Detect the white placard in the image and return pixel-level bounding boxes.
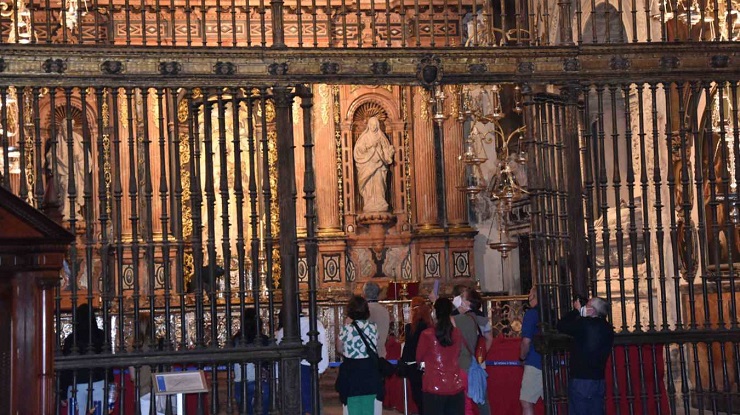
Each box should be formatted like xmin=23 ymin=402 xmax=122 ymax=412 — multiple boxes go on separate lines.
xmin=153 ymin=371 xmax=208 ymax=395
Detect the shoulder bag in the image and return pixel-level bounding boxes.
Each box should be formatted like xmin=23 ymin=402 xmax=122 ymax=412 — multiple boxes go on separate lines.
xmin=352 ymin=321 xmax=396 ymax=377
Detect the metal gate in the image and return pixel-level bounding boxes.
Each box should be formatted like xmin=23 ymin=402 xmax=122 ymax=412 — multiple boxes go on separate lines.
xmin=529 ymin=81 xmax=740 ymax=414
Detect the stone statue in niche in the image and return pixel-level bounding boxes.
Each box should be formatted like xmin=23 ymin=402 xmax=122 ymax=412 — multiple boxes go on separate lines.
xmin=46 ymin=121 xmax=91 ymax=222
xmin=354 ymin=116 xmax=394 ymax=213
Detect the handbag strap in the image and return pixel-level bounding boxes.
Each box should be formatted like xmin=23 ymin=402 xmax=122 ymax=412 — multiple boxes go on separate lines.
xmin=463 ymin=314 xmax=485 ymax=358
xmin=351 ymin=321 xmax=379 ymax=358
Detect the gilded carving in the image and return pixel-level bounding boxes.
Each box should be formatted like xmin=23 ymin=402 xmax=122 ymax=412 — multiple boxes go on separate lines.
xmin=420 ymin=88 xmax=429 ymax=121
xmin=177 ymin=99 xmax=189 ymax=123
xmin=332 ymin=85 xmax=344 ymax=225
xmin=267 ymin=129 xmax=281 ymax=288
xmin=265 ymin=100 xmax=275 ymax=123
xmin=23 ymin=88 xmax=34 ymax=192
xmin=318 ymin=84 xmax=330 ymax=126
xmin=401 ymin=87 xmax=411 ymax=223
xmin=102 ymin=89 xmax=112 ymax=216
xmin=151 ymin=89 xmax=159 ymax=128
xmin=179 ymin=129 xmax=194 ymax=284
xmin=119 ymin=87 xmax=129 ymax=130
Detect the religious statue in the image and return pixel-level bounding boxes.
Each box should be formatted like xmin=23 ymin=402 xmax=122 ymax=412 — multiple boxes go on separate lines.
xmin=46 ymin=121 xmax=91 ymax=222
xmin=353 ymin=116 xmax=394 ymax=213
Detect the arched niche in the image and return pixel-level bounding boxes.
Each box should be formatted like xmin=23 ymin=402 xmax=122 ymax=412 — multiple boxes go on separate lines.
xmin=351 ymin=101 xmax=393 ymax=213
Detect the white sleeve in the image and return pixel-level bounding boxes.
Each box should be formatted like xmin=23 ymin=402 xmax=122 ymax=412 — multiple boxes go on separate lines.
xmin=317 ymin=322 xmax=329 ymax=374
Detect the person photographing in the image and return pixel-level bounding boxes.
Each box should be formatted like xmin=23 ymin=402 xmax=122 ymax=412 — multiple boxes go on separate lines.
xmin=556 ymin=296 xmax=615 ymax=415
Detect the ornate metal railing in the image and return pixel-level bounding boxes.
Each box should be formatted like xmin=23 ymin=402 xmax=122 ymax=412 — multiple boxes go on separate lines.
xmin=0 ymin=0 xmax=736 ymax=48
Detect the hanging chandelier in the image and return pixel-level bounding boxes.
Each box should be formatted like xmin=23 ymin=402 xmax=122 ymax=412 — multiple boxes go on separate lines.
xmin=455 ymin=84 xmax=529 ymax=257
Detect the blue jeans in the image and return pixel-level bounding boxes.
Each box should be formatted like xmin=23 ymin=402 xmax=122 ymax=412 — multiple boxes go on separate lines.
xmin=234 ymin=380 xmax=270 ymax=415
xmin=301 ymin=364 xmax=319 ymax=414
xmin=568 ymin=378 xmax=606 ymax=415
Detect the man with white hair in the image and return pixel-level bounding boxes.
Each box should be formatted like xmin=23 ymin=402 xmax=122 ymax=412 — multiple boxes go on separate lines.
xmin=556 ymin=296 xmax=614 ymax=415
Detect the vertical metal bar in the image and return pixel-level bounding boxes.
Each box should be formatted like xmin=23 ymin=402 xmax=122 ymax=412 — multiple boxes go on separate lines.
xmin=33 ymin=87 xmax=44 ymax=206
xmin=124 ymin=0 xmax=131 ymax=45
xmin=111 ymin=88 xmax=126 ymax=354
xmin=95 ymin=88 xmax=115 ymax=354
xmin=246 ymin=0 xmax=253 ymax=46
xmin=589 ymin=0 xmax=597 ymax=42
xmin=595 ymin=85 xmax=613 ymax=319
xmin=385 ymin=0 xmax=391 ymax=47
xmin=156 ymin=87 xmax=173 ymax=350
xmin=272 ymin=0 xmax=286 ymax=46
xmin=260 ymin=0 xmax=267 ymax=47
xmin=297 ymin=84 xmax=320 ymax=415
xmin=636 ymin=84 xmax=656 ymax=332
xmin=643 ymin=0 xmax=651 ymax=42
xmin=413 ymin=0 xmax=419 ymax=46
xmin=172 ymin=88 xmax=187 ymax=351
xmin=608 ymin=85 xmax=629 ymax=332
xmin=216 ymin=0 xmax=223 ymax=46
xmin=715 ymin=82 xmax=733 ymax=413
xmin=231 ymin=0 xmax=237 ymax=46
xmin=189 ymin=90 xmax=205 ymax=348
xmin=185 ymin=0 xmax=192 ymax=46
xmin=663 ymin=82 xmax=690 ymax=411
xmin=246 ymin=91 xmax=260 ymax=343
xmin=341 ymin=0 xmax=348 ymax=47
xmin=141 ymin=0 xmax=147 ymax=45
xmin=216 ymin=91 xmax=232 ymax=343
xmin=563 ymin=85 xmax=588 ymax=298
xmin=0 ymin=88 xmax=9 ymax=188
xmin=273 ymin=84 xmax=301 ymax=414
xmin=297 ymin=0 xmax=304 ymax=47
xmin=156 ymin=0 xmax=162 ymax=46
xmin=196 ymin=89 xmax=218 ymax=348
xmin=230 ymin=89 xmax=246 ymax=351
xmin=18 ymin=88 xmax=28 ymax=206
xmin=201 ymin=0 xmax=207 ymax=45
xmin=79 ymin=86 xmax=96 ymax=332
xmin=125 ymin=86 xmax=142 ymax=356
xmin=542 ymin=0 xmax=550 ymax=45
xmin=581 ymin=86 xmax=599 ymax=297
xmin=729 ymin=82 xmax=740 ymax=331
xmin=355 ymin=0 xmax=362 ymax=46
xmin=630 ymin=0 xmax=637 ymax=41
xmin=259 ymin=90 xmax=275 ymax=337
xmin=699 ymin=82 xmax=718 ymax=413
xmin=500 ymin=0 xmax=507 ymax=45
xmin=311 ymin=0 xmax=318 ymax=47
xmin=140 ymin=88 xmax=157 ymax=355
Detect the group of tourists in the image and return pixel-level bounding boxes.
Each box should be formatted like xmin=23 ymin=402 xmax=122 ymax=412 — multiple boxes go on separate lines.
xmin=58 ymin=283 xmax=614 ymax=415
xmin=335 ymin=283 xmax=615 ymax=415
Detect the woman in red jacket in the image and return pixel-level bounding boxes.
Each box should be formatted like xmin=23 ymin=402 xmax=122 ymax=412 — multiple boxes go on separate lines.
xmin=416 ymin=297 xmax=465 ymax=415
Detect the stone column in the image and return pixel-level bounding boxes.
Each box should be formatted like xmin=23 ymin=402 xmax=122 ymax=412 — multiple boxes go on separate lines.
xmin=442 ymin=88 xmax=468 ymax=227
xmin=412 ymin=87 xmax=439 ymax=229
xmin=314 ymin=85 xmax=342 ymax=234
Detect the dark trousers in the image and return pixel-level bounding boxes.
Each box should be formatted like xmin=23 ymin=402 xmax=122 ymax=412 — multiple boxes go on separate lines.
xmin=568 ymin=378 xmax=606 ymax=415
xmin=422 ymin=391 xmax=465 ymax=415
xmin=301 ymin=364 xmax=320 ymax=414
xmin=408 ymin=367 xmax=424 ymax=414
xmin=234 ymin=380 xmax=270 ymax=415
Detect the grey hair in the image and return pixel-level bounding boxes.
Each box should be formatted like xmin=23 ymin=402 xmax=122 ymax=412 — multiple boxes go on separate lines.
xmin=363 ymin=282 xmax=381 ymax=301
xmin=590 ymin=297 xmax=610 ymax=318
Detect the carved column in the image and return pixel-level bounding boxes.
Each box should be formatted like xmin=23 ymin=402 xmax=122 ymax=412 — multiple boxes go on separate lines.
xmin=272 ymin=86 xmax=301 ymax=414
xmin=443 ymin=88 xmax=468 ymax=227
xmin=412 ymin=87 xmax=439 ymax=228
xmin=314 ymin=85 xmax=342 ymax=234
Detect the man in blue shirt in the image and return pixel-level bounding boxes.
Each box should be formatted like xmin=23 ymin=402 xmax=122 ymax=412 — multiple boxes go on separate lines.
xmin=519 ymin=287 xmax=542 ymax=415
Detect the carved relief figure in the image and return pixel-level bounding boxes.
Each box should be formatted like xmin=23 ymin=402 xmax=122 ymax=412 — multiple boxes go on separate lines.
xmin=354 ymin=116 xmax=394 ymax=213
